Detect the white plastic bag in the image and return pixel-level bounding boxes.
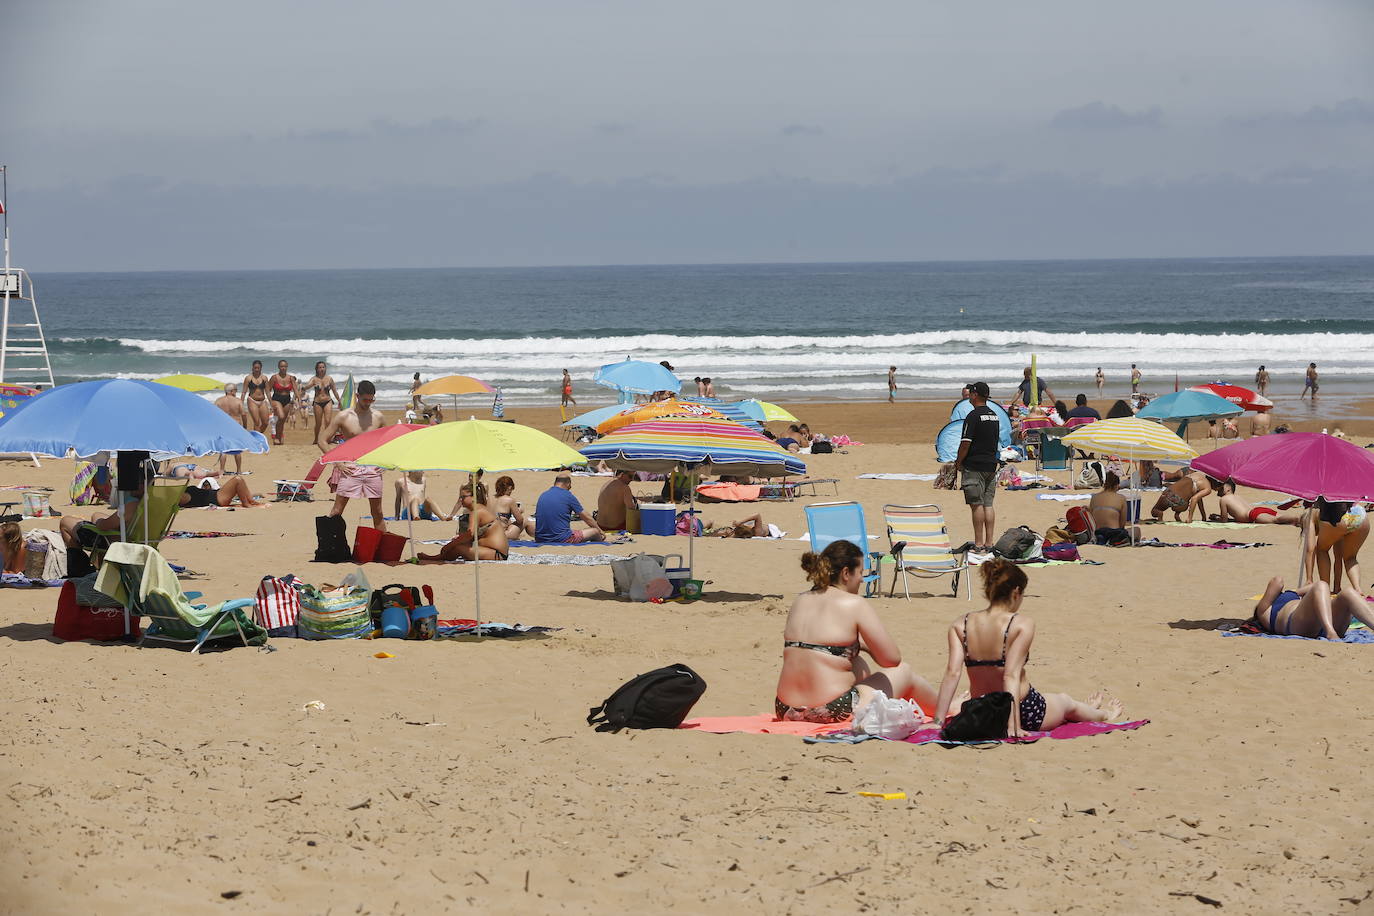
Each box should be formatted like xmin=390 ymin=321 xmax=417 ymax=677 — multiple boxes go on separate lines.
xmin=851 ymin=690 xmax=928 ymax=739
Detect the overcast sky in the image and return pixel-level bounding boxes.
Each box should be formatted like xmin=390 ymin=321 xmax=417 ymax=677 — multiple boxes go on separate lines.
xmin=2 ymin=0 xmax=1372 ymax=270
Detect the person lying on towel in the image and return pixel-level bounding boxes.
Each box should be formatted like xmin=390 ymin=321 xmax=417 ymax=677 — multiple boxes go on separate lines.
xmin=1252 ymin=576 xmax=1374 ymax=640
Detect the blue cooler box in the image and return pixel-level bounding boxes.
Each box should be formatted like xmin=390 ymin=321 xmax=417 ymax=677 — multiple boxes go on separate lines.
xmin=639 ymin=503 xmax=676 ymax=536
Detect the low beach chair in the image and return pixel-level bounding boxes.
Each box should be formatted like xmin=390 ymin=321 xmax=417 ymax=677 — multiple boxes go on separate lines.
xmin=78 ymin=480 xmax=187 ymax=567
xmin=883 ymin=504 xmax=971 ymax=600
xmin=804 ymin=501 xmax=881 ymax=597
xmin=1036 ymin=429 xmax=1074 ymax=476
xmin=95 ymin=542 xmax=265 ymax=652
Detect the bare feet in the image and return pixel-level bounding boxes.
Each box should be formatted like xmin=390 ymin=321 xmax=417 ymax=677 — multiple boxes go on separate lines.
xmin=1089 ymin=690 xmax=1124 ymax=721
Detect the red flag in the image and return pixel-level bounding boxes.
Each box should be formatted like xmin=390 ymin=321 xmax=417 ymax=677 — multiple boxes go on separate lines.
xmin=0 ymin=200 xmax=5 ymax=214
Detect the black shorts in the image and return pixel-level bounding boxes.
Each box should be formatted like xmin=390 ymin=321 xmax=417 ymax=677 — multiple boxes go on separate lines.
xmin=272 ymin=392 xmax=292 ymax=405
xmin=75 ymin=525 xmax=108 ymax=548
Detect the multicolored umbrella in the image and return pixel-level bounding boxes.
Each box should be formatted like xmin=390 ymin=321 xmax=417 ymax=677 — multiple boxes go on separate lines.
xmin=739 ymin=399 xmax=799 ymax=424
xmin=319 ymin=423 xmax=429 ymax=464
xmin=0 ymin=383 xmax=38 ymax=422
xmin=1191 ymin=432 xmax=1374 ymax=502
xmin=593 ymin=359 xmax=681 ymax=396
xmin=580 ymin=415 xmax=806 ymax=477
xmin=1060 ymin=416 xmax=1198 ymax=462
xmin=1187 ymin=383 xmax=1273 ymax=413
xmin=595 ymin=398 xmax=727 ymax=435
xmin=677 ymin=397 xmax=763 ymax=429
xmin=339 ymin=374 xmax=355 ymax=410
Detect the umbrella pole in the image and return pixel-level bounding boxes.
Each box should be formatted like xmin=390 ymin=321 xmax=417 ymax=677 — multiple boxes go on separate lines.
xmin=470 ymin=471 xmax=481 ymax=640
xmin=1297 ymin=515 xmax=1308 ymax=588
xmin=113 ymin=451 xmax=131 ymax=636
xmin=407 ymin=508 xmax=416 ymax=562
xmin=687 ymin=467 xmax=696 ymax=577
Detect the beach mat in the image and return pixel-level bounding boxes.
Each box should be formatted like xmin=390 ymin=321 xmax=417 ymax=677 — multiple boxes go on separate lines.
xmin=507 ymin=536 xmax=633 ymax=548
xmin=679 ymin=715 xmax=849 ymax=738
xmin=435 ymin=619 xmax=561 ymax=638
xmin=1220 ymin=623 xmax=1374 ymax=644
xmin=165 ymin=530 xmax=252 ymax=539
xmin=856 ymin=473 xmax=935 ymax=481
xmin=900 ymin=719 xmax=1150 ymax=746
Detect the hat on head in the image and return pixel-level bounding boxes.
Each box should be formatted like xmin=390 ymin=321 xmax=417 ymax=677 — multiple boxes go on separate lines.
xmin=971 ymin=381 xmax=990 ymax=399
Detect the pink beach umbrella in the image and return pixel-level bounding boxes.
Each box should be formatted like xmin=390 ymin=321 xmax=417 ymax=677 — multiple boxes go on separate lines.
xmin=1190 ymin=432 xmax=1374 ymax=503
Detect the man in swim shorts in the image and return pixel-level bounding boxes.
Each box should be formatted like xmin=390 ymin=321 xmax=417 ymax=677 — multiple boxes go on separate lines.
xmin=533 ymin=475 xmax=604 ymax=544
xmin=1301 ymin=362 xmax=1318 ymax=399
xmin=317 ymin=380 xmax=387 ymax=533
xmin=955 ymin=381 xmax=1001 ymax=551
xmin=214 ymin=383 xmax=247 ymax=475
xmin=596 ymin=469 xmax=637 ymax=532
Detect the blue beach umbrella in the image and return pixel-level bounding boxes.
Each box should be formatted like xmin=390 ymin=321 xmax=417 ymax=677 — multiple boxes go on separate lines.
xmin=592 ymin=359 xmax=682 ymax=396
xmin=948 ymin=398 xmax=1013 ymax=450
xmin=561 ymin=404 xmax=629 ymax=429
xmin=0 ymin=379 xmax=270 ymax=458
xmin=1136 ymin=389 xmax=1241 ymax=438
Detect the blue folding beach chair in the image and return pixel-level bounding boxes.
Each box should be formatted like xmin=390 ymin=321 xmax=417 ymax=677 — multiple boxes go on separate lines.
xmin=804 ymin=501 xmax=882 ymax=597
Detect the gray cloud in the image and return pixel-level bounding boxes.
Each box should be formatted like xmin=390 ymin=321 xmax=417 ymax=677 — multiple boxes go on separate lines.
xmin=594 ymin=122 xmax=633 ymax=135
xmin=1294 ymin=98 xmax=1374 ymax=125
xmin=1050 ymin=102 xmax=1163 ymax=129
xmin=291 ymin=117 xmax=485 ymax=143
xmin=781 ymin=124 xmax=825 ymax=137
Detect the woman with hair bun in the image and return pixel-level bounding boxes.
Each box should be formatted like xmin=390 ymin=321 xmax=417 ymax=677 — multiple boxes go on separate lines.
xmin=774 ymin=539 xmax=936 ymax=723
xmin=933 ymin=559 xmax=1123 ymax=737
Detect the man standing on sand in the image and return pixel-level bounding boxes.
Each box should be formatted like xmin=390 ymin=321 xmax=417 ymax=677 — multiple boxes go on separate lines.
xmin=317 ymin=379 xmax=387 ymax=533
xmin=596 ymin=469 xmax=637 ymax=532
xmin=1255 ymin=365 xmax=1270 ymax=397
xmin=954 ymin=381 xmax=1001 ymax=552
xmin=1301 ymin=363 xmax=1318 ymax=399
xmin=214 ymin=383 xmax=247 ymax=475
xmin=1130 ymin=364 xmax=1141 ymax=394
xmin=887 ymin=366 xmax=897 ymax=403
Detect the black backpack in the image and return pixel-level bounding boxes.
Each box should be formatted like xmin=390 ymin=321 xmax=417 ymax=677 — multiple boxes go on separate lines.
xmin=587 ymin=664 xmax=707 ymax=733
xmin=992 ymin=525 xmax=1037 ymax=559
xmin=810 ymin=440 xmax=834 ymax=454
xmin=939 ymin=691 xmax=1013 ymax=744
xmin=314 ymin=515 xmax=352 ymax=563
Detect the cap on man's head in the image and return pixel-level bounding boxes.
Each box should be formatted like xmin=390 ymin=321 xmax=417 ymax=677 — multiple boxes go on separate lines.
xmin=971 ymin=381 xmax=990 ymax=399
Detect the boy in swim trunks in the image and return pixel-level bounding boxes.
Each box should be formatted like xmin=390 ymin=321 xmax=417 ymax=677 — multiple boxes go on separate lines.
xmin=316 ymin=380 xmax=387 ymax=533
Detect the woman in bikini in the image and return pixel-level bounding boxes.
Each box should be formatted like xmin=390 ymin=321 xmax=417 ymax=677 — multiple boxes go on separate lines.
xmin=419 ymin=481 xmax=509 ymax=562
xmin=1306 ymin=499 xmax=1369 ymax=594
xmin=705 ymin=513 xmax=768 ymax=539
xmin=242 ymin=360 xmax=271 ymax=437
xmin=1253 ymin=575 xmax=1374 ymax=639
xmin=932 ymin=559 xmax=1122 ymax=738
xmin=268 ymin=360 xmax=298 ymax=445
xmin=490 ymin=475 xmax=529 ymax=539
xmin=774 ymin=539 xmax=936 ymax=723
xmin=305 ymin=361 xmax=339 ymax=443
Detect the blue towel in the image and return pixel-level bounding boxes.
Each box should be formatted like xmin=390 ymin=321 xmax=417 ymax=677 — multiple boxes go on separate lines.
xmin=1221 ymin=628 xmax=1374 ymax=643
xmin=508 ymin=536 xmax=633 ymax=548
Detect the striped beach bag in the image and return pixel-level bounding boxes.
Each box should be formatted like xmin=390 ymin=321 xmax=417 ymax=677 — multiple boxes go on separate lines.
xmin=297 ymin=580 xmax=373 ymax=640
xmin=255 ymin=575 xmax=302 ymax=635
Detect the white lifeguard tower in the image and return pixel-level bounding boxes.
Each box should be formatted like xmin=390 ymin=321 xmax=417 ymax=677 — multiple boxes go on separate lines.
xmin=0 ymin=166 xmax=55 ymax=389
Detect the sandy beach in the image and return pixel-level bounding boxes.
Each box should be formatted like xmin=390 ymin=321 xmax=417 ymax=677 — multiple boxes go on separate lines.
xmin=2 ymin=396 xmax=1373 ymax=914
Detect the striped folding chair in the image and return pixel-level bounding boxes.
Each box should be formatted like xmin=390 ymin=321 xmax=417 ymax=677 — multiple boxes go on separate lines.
xmin=883 ymin=504 xmax=971 ymax=600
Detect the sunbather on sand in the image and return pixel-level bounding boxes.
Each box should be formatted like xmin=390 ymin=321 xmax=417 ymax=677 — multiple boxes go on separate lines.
xmin=181 ymin=478 xmax=262 ymax=508
xmin=932 ymin=559 xmax=1123 ymax=738
xmin=395 ymin=471 xmax=449 ymax=521
xmin=489 ymin=475 xmax=530 ymax=539
xmin=1209 ymin=480 xmax=1304 ymax=525
xmin=418 ymin=482 xmax=509 ymax=562
xmin=1307 ymin=500 xmax=1369 ymax=594
xmin=705 ymin=513 xmax=768 ymax=538
xmin=1 ymin=522 xmax=27 ymax=573
xmin=1252 ymin=576 xmax=1374 ymax=639
xmin=774 ymin=540 xmax=936 ymax=723
xmin=1088 ymin=471 xmax=1140 ymax=544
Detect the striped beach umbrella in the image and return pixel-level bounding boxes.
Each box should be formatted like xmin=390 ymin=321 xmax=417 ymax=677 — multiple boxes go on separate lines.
xmin=1061 ymin=416 xmax=1197 ymax=462
xmin=677 ymin=396 xmax=763 ymax=429
xmin=580 ymin=415 xmax=806 ymax=477
xmin=595 ymin=398 xmax=727 ymax=434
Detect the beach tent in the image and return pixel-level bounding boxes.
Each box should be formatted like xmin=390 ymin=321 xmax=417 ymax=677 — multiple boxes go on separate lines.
xmin=948 ymin=398 xmax=1012 ymax=451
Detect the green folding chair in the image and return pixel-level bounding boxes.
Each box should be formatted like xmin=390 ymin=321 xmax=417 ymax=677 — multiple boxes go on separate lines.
xmin=95 ymin=542 xmax=265 ymax=653
xmin=80 ymin=481 xmax=188 ymax=567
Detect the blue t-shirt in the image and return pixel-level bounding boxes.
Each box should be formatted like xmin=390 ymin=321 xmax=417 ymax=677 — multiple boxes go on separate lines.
xmin=534 ymin=486 xmax=583 ymax=543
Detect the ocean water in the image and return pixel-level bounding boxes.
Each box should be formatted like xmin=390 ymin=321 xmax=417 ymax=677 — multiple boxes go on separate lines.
xmin=31 ymin=256 xmax=1374 ymax=416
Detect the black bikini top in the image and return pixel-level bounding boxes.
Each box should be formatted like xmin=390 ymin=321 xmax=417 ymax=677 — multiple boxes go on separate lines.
xmin=961 ymin=612 xmax=1023 ymax=668
xmin=784 ymin=639 xmax=859 ymax=661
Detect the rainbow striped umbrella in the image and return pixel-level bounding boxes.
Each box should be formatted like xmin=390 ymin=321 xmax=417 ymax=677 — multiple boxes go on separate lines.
xmin=580 ymin=414 xmax=806 ymax=477
xmin=595 ymin=398 xmax=727 ymax=435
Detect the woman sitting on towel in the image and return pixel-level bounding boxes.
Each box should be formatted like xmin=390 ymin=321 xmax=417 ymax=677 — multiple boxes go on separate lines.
xmin=418 ymin=481 xmax=509 ymax=562
xmin=1253 ymin=575 xmax=1374 ymax=639
xmin=774 ymin=540 xmax=936 ymax=723
xmin=932 ymin=560 xmax=1123 ymax=737
xmin=490 ymin=475 xmax=530 ymax=539
xmin=1306 ymin=499 xmax=1369 ymax=594
xmin=0 ymin=522 xmax=27 ymax=573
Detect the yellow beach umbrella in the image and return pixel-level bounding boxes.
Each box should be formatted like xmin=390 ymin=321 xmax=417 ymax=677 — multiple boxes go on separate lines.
xmin=152 ymin=374 xmax=223 ymax=393
xmin=414 ymin=375 xmax=495 ymax=416
xmin=747 ymin=399 xmax=799 ymax=423
xmin=1060 ymin=416 xmax=1198 ymax=461
xmin=354 ymin=419 xmax=586 ymax=635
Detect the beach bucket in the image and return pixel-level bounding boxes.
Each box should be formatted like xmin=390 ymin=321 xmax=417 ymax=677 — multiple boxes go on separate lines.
xmin=678 ymin=579 xmax=705 ymax=601
xmin=408 ymin=602 xmax=437 ymax=640
xmin=379 ymin=605 xmax=410 ymax=638
xmin=22 ymin=492 xmax=49 ymax=518
xmin=639 ymin=503 xmax=676 ymax=536
xmin=663 ymin=554 xmax=690 ymax=597
xmin=353 ymin=526 xmax=384 ymax=563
